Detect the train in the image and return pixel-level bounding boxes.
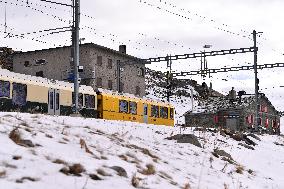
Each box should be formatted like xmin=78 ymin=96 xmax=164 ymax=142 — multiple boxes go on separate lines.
xmin=0 ymin=69 xmax=174 ymax=126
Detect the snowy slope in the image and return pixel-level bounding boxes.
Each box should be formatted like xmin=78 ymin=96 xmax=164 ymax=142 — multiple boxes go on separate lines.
xmin=0 ymin=112 xmax=284 ymax=189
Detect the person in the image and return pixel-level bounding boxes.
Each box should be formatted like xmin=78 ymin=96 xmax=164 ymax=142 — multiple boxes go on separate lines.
xmin=229 ymin=87 xmax=236 ymax=103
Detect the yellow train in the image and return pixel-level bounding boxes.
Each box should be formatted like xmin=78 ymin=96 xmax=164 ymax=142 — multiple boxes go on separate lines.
xmin=0 ymin=69 xmax=174 ymax=126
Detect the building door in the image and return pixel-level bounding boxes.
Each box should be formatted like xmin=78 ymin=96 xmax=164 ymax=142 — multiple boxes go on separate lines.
xmin=48 ymin=88 xmax=60 ymax=115
xmin=226 ymin=118 xmax=237 ymax=130
xmin=143 ymin=104 xmax=148 ymax=124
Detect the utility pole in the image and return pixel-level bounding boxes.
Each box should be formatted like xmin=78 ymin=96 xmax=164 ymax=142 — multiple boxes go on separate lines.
xmin=253 ymin=30 xmax=260 ymax=130
xmin=166 ymin=55 xmax=172 ymax=102
xmin=72 ymin=0 xmax=80 ymax=114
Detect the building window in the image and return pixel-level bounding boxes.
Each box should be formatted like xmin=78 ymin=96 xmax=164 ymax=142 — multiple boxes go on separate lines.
xmin=108 ymin=80 xmax=113 ymax=90
xmin=12 ymin=83 xmax=27 ymax=106
xmin=135 ymin=86 xmax=140 ymax=96
xmin=97 ymin=78 xmax=102 ymax=88
xmin=24 ymin=61 xmax=30 ymax=67
xmin=0 ymin=80 xmax=10 ymax=98
xmin=138 ymin=67 xmax=145 ymax=77
xmin=107 ymin=58 xmax=112 ymax=69
xmin=119 ymin=100 xmax=128 ymax=113
xmin=97 ymin=56 xmax=102 ymax=66
xmin=36 ymin=71 xmax=44 ymax=77
xmin=129 ymin=101 xmax=137 ymax=115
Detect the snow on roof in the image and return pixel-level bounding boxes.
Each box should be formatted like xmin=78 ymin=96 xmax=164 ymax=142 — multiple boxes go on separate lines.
xmin=0 ymin=69 xmax=94 ymax=93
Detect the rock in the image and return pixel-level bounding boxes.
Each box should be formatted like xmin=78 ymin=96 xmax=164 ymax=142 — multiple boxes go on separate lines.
xmin=238 ymin=143 xmax=255 ymax=150
xmin=20 ymin=139 xmax=35 ymax=147
xmin=247 ymin=133 xmax=261 ymax=141
xmin=274 ymin=142 xmax=284 ymax=146
xmin=89 ymin=174 xmax=102 ymax=180
xmin=166 ymin=134 xmax=202 ymax=148
xmin=213 ymin=149 xmax=233 ymax=160
xmin=243 ymin=135 xmax=256 ymax=146
xmin=110 ymin=166 xmax=128 ymax=177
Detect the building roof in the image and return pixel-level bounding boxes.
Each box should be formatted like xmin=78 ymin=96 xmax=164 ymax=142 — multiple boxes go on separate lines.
xmin=13 ymin=43 xmax=146 ymax=64
xmin=186 ymin=95 xmax=280 ymax=116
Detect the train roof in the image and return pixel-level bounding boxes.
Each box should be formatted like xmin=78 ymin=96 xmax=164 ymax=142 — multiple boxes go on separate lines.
xmin=97 ymin=88 xmax=174 ymax=107
xmin=0 ymin=69 xmax=94 ymax=94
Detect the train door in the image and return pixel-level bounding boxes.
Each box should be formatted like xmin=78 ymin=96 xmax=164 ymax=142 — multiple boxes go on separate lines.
xmin=48 ymin=88 xmax=60 ymax=115
xmin=143 ymin=104 xmax=148 ymax=124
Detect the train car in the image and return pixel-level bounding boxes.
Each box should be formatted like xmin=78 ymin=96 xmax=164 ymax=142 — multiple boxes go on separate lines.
xmin=97 ymin=89 xmax=174 ymax=126
xmin=0 ymin=69 xmax=174 ymax=126
xmin=0 ymin=69 xmax=97 ymax=117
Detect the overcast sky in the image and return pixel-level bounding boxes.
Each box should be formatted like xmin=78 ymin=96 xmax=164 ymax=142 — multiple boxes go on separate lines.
xmin=0 ymin=0 xmax=284 ymax=111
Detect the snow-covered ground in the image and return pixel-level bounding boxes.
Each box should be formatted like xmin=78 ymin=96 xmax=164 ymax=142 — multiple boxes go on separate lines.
xmin=0 ymin=112 xmax=284 ymax=189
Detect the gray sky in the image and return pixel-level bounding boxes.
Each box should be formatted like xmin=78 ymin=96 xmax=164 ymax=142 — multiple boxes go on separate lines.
xmin=1 ymin=0 xmax=284 ymax=110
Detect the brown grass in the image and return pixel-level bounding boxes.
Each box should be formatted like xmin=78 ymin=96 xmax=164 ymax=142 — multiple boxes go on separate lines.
xmin=183 ymin=183 xmax=191 ymax=189
xmin=236 ymin=165 xmax=244 ymax=174
xmin=0 ymin=170 xmax=6 ymax=178
xmin=131 ymin=174 xmax=141 ymax=188
xmin=12 ymin=155 xmax=22 ymax=160
xmin=9 ymin=128 xmax=21 ymax=144
xmin=80 ymin=138 xmax=94 ymax=155
xmin=69 ymin=163 xmax=85 ymax=175
xmin=52 ymin=159 xmax=67 ymax=165
xmin=141 ymin=164 xmax=156 ymax=175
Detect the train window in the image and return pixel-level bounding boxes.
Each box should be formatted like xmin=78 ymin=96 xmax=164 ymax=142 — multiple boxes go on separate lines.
xmin=160 ymin=107 xmax=168 ymax=119
xmin=55 ymin=93 xmax=60 ymax=110
xmin=119 ymin=100 xmax=128 ymax=113
xmin=0 ymin=80 xmax=10 ymax=98
xmin=129 ymin=101 xmax=137 ymax=115
xmin=151 ymin=105 xmax=159 ymax=118
xmin=49 ymin=92 xmax=54 ymax=109
xmin=170 ymin=108 xmax=174 ymax=119
xmin=85 ymin=94 xmax=95 ymax=109
xmin=144 ymin=105 xmax=148 ymax=115
xmin=72 ymin=93 xmax=83 ymax=108
xmin=12 ymin=83 xmax=27 ymax=106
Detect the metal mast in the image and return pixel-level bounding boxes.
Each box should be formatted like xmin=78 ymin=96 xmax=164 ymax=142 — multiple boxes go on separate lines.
xmin=72 ymin=0 xmax=80 ymax=114
xmin=253 ymin=30 xmax=259 ymax=130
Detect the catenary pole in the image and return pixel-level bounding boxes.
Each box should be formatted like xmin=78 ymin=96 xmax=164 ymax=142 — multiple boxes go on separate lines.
xmin=72 ymin=0 xmax=80 ymax=114
xmin=253 ymin=30 xmax=259 ymax=130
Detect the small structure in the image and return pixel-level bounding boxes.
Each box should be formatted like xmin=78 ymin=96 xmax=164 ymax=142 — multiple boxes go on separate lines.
xmin=184 ymin=89 xmax=281 ymax=134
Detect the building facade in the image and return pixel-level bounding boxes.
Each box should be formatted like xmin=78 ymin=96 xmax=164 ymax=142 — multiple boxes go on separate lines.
xmin=12 ymin=43 xmax=146 ymax=97
xmin=185 ymin=94 xmax=281 ymax=134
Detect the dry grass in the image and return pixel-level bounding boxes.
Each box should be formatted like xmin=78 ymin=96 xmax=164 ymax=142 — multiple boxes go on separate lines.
xmin=236 ymin=165 xmax=244 ymax=174
xmin=9 ymin=128 xmax=21 ymax=144
xmin=183 ymin=183 xmax=191 ymax=189
xmin=0 ymin=170 xmax=6 ymax=178
xmin=52 ymin=159 xmax=67 ymax=165
xmin=131 ymin=174 xmax=141 ymax=188
xmin=141 ymin=164 xmax=156 ymax=175
xmin=80 ymin=138 xmax=94 ymax=155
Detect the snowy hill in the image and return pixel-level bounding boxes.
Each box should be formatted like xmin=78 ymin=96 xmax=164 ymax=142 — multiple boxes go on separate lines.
xmin=145 ymin=68 xmax=200 ymax=125
xmin=0 ymin=112 xmax=284 ymax=189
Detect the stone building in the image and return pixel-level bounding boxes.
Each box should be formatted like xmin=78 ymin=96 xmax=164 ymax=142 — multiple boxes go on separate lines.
xmin=12 ymin=43 xmax=146 ymax=97
xmin=184 ymin=92 xmax=281 ymax=134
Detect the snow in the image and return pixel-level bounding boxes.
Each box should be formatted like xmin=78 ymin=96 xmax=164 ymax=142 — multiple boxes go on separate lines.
xmin=0 ymin=112 xmax=284 ymax=189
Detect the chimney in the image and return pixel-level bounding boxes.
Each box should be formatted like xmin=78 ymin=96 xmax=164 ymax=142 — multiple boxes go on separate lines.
xmin=119 ymin=45 xmax=126 ymax=54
